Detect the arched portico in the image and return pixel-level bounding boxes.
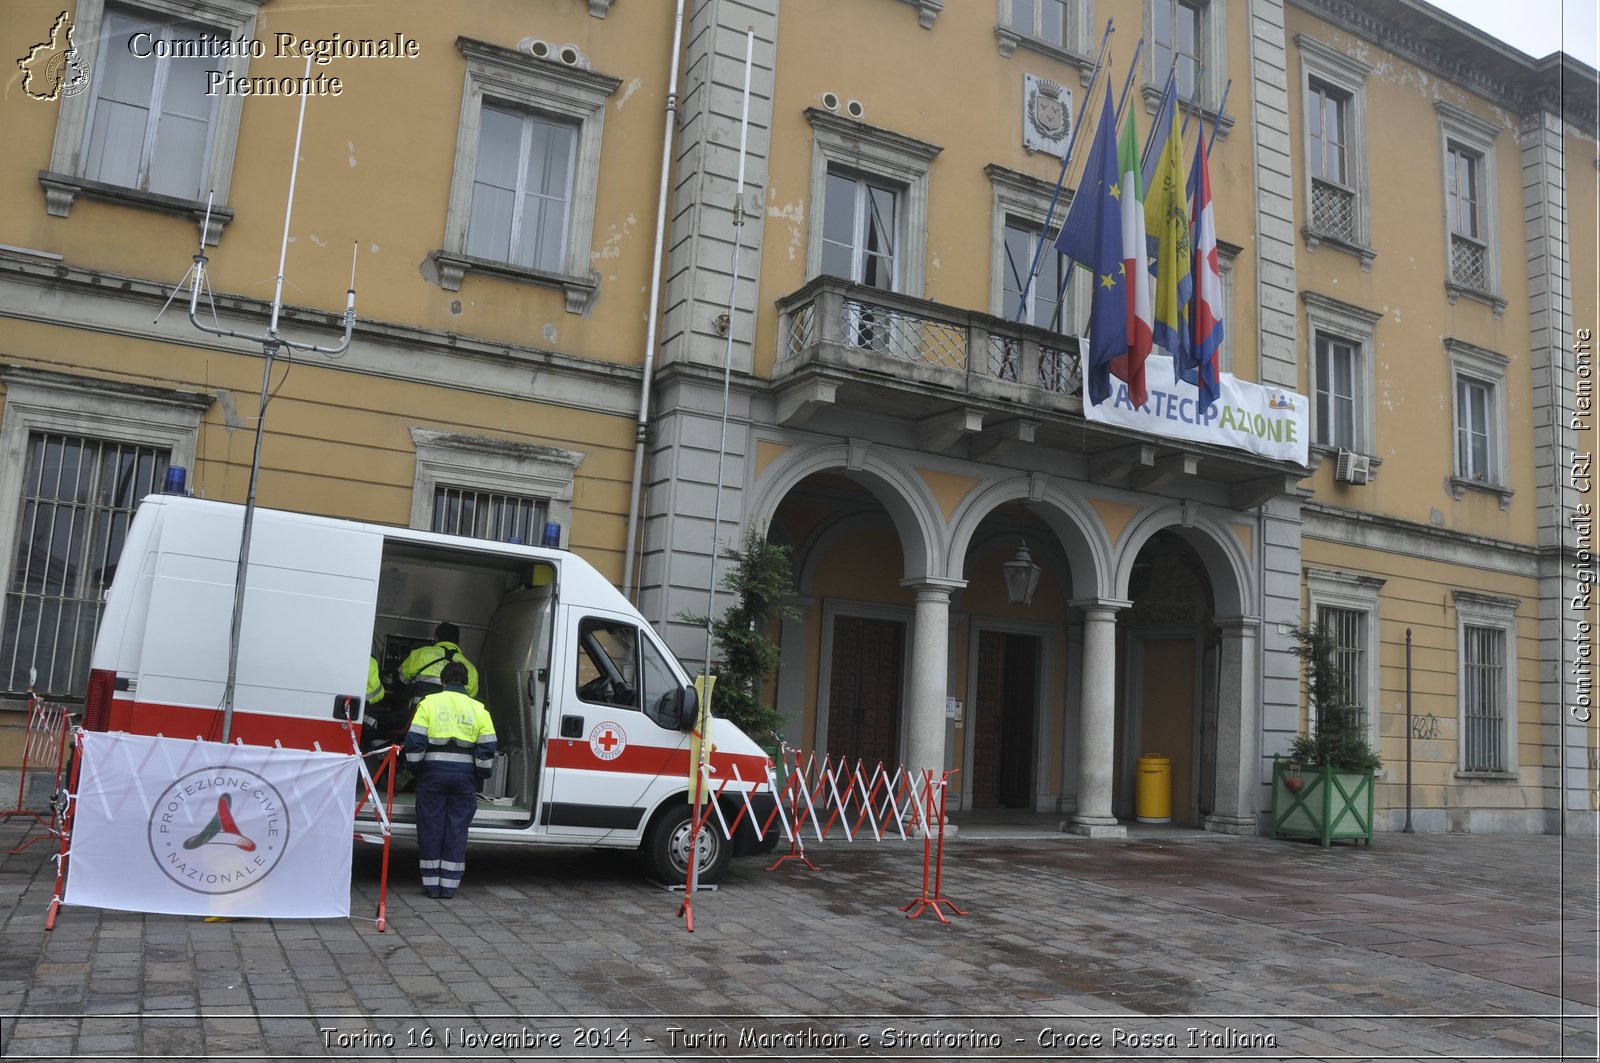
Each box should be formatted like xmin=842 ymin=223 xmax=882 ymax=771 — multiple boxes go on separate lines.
xmin=747 ymin=443 xmax=954 ymax=779
xmin=1113 ymin=506 xmax=1261 ymax=834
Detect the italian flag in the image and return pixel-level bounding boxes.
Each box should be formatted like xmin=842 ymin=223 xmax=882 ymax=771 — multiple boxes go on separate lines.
xmin=1113 ymin=105 xmax=1154 ymax=407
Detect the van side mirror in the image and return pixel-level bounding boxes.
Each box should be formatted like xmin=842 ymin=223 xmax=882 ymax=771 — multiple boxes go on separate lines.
xmin=647 ymin=682 xmax=698 ymax=732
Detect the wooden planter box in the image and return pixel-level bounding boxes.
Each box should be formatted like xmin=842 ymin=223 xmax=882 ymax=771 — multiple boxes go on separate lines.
xmin=1270 ymin=758 xmax=1374 ymax=847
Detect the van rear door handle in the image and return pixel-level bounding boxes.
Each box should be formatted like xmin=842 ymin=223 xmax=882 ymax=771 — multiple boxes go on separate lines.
xmin=560 ymin=714 xmax=583 ymax=738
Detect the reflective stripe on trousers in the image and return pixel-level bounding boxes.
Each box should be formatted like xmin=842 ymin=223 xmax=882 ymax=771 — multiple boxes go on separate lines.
xmin=416 ymin=771 xmax=477 ymax=892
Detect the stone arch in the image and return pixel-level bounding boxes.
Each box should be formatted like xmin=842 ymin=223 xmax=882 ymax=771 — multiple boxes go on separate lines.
xmin=791 ymin=510 xmax=900 ymax=597
xmin=744 ymin=442 xmax=945 ymax=582
xmin=946 ymin=477 xmax=1113 ymax=600
xmin=1112 ymin=505 xmax=1255 ymax=617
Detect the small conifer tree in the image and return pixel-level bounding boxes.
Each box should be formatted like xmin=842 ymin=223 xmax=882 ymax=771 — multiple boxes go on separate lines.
xmin=679 ymin=531 xmax=799 ymax=741
xmin=1287 ymin=622 xmax=1382 ymax=772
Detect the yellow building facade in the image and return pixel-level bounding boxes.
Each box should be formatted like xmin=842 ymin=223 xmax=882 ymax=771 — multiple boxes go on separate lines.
xmin=0 ymin=0 xmax=1593 ymax=835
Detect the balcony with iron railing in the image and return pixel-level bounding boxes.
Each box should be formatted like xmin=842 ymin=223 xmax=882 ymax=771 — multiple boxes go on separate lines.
xmin=768 ymin=275 xmax=1308 ymax=506
xmin=774 ymin=276 xmax=1081 ymax=429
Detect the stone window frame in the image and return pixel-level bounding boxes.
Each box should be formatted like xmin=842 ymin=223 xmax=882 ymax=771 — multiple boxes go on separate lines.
xmin=805 ymin=108 xmax=941 ymax=298
xmin=408 ymin=428 xmax=583 ymax=543
xmin=1305 ymin=567 xmax=1386 ymax=756
xmin=993 ymin=0 xmax=1095 ymax=75
xmin=1141 ymin=0 xmax=1232 ymax=141
xmin=1451 ymin=590 xmax=1520 ymax=780
xmin=1435 ymin=100 xmax=1507 ymax=317
xmin=1302 ymin=291 xmax=1382 ymax=457
xmin=1444 ymin=337 xmax=1514 ymax=508
xmin=38 ymin=0 xmax=264 ymax=245
xmin=428 ymin=37 xmax=620 ymax=314
xmin=1215 ymin=240 xmax=1239 ymax=374
xmin=1295 ymin=33 xmax=1375 ymax=269
xmin=984 ymin=164 xmax=1088 ymax=331
xmin=0 ymin=367 xmax=212 ymax=691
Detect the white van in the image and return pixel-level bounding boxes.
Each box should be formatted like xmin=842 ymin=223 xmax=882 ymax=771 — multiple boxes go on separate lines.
xmin=83 ymin=495 xmax=776 ymax=884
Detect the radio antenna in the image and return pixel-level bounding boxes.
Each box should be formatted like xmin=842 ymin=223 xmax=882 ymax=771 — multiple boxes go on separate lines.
xmin=162 ymin=57 xmax=359 ymax=743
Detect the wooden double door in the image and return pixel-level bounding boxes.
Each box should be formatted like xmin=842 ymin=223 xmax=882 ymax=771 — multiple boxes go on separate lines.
xmin=972 ymin=630 xmax=1038 ymax=809
xmin=826 ymin=615 xmax=903 ymax=767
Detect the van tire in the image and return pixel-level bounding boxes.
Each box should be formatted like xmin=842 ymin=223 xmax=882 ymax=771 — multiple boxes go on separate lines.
xmin=642 ymin=804 xmax=731 ymax=886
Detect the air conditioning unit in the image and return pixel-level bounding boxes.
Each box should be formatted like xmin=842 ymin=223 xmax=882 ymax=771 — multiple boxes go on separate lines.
xmin=1334 ymin=448 xmax=1372 ymax=485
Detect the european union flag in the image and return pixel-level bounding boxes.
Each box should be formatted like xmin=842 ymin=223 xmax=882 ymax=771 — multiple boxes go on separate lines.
xmin=1055 ymin=82 xmax=1126 ymax=407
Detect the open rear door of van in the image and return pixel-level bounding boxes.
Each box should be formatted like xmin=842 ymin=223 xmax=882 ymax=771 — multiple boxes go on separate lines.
xmin=133 ymin=503 xmax=379 ymax=750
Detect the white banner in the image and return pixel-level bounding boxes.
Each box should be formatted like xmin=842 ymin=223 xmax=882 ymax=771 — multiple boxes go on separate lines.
xmin=65 ymin=731 xmax=358 ymax=919
xmin=1083 ymin=355 xmax=1310 ymax=465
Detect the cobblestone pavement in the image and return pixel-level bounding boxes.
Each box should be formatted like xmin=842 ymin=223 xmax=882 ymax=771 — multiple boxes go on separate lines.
xmin=0 ymin=812 xmax=1596 ymax=1061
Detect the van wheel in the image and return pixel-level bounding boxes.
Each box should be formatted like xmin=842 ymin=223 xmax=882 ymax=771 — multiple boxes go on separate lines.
xmin=643 ymin=804 xmax=730 ymax=886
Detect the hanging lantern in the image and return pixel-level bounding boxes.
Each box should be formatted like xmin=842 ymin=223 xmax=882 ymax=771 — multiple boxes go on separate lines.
xmin=1002 ymin=538 xmax=1042 ymax=606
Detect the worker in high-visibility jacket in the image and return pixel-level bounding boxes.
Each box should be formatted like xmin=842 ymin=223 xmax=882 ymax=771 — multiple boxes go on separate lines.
xmin=400 ymin=621 xmax=480 ymax=698
xmin=366 ymin=656 xmax=386 ymax=706
xmin=404 ymin=660 xmax=496 ymax=899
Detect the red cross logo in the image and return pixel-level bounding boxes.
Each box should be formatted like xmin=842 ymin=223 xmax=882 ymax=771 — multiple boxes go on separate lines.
xmin=589 ymin=721 xmax=626 ymax=762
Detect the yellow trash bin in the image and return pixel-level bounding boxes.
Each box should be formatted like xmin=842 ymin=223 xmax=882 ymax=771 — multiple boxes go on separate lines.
xmin=1135 ymin=755 xmax=1172 ymax=823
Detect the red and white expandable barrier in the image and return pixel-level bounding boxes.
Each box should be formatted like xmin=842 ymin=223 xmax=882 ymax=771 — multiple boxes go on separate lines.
xmin=695 ymin=744 xmax=966 ymax=924
xmin=3 ymin=689 xmax=72 ymax=852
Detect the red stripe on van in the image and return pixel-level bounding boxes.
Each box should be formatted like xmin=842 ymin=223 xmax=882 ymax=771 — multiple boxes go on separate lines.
xmin=543 ymin=738 xmax=770 ymax=786
xmin=104 ymin=697 xmax=358 ymax=752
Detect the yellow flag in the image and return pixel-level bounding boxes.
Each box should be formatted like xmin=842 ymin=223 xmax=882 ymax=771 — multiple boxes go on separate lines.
xmin=687 ymin=674 xmax=716 ymax=806
xmin=1143 ymin=99 xmax=1191 ymax=357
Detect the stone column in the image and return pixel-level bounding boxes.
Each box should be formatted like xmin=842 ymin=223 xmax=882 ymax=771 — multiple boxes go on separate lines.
xmin=899 ymin=578 xmax=964 ymax=781
xmin=1068 ymin=598 xmax=1130 ymax=838
xmin=1207 ymin=616 xmax=1262 ymax=835
xmin=1058 ymin=618 xmax=1084 ymax=815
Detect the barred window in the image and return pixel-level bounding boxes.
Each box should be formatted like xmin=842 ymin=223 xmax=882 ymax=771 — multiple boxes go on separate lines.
xmin=1461 ymin=624 xmax=1506 ymax=772
xmin=3 ymin=433 xmax=167 ymax=696
xmin=1317 ymin=604 xmax=1366 ymax=731
xmin=431 ymin=486 xmax=546 ymax=544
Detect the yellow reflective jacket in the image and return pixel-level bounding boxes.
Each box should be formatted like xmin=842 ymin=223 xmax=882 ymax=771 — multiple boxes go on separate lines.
xmin=404 ymin=688 xmax=496 ymax=777
xmin=366 ymin=656 xmax=385 ymax=704
xmin=399 ymin=640 xmax=479 ymax=697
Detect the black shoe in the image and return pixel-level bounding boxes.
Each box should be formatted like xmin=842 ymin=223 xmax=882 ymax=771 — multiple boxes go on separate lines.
xmin=439 ymin=890 xmax=455 ymax=900
xmin=423 ymin=887 xmax=440 ymax=898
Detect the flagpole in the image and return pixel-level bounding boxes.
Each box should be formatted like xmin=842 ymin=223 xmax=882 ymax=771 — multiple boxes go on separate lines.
xmin=1207 ymin=79 xmax=1232 ymax=154
xmin=1113 ymin=38 xmax=1145 ymax=128
xmin=1053 ymin=47 xmax=1145 ymax=321
xmin=1177 ymin=65 xmax=1203 ymax=149
xmin=1013 ymin=17 xmax=1113 ymax=323
xmin=1140 ymin=62 xmax=1178 ymax=174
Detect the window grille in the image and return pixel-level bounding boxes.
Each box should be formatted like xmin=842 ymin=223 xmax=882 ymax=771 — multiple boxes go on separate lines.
xmin=3 ymin=433 xmax=167 ymax=696
xmin=431 ymin=486 xmax=545 ymax=544
xmin=1462 ymin=624 xmax=1506 ymax=772
xmin=1317 ymin=605 xmax=1367 ymax=731
xmin=1311 ymin=179 xmax=1357 ymax=243
xmin=1450 ymin=234 xmax=1489 ymax=292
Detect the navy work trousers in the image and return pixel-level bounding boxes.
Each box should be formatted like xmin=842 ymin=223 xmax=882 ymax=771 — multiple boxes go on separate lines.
xmin=416 ymin=770 xmax=477 ymax=896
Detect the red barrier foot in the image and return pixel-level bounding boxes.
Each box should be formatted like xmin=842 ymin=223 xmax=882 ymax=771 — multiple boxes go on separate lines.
xmin=766 ymin=849 xmax=820 ymax=872
xmin=899 ymin=895 xmax=968 ymax=923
